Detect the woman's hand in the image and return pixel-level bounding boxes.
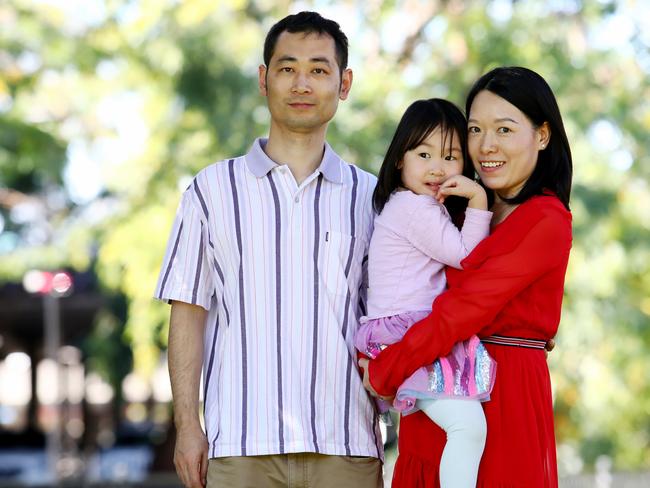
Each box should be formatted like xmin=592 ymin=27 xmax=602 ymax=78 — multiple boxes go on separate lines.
xmin=545 ymin=338 xmax=555 ymax=359
xmin=358 ymin=358 xmax=394 ymax=402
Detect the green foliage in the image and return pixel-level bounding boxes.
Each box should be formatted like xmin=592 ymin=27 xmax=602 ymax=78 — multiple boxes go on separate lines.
xmin=84 ymin=297 xmax=133 ymax=393
xmin=0 ymin=117 xmax=66 ymax=190
xmin=1 ymin=0 xmax=650 ymax=473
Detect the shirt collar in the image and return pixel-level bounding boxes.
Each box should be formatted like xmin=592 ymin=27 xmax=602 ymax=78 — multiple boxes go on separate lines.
xmin=245 ymin=137 xmax=344 ymax=184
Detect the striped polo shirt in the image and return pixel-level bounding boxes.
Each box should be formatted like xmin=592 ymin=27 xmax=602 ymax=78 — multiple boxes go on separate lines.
xmin=155 ymin=138 xmax=382 ymax=460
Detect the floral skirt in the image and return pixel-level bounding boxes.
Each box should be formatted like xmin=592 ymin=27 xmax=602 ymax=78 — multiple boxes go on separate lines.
xmin=355 ymin=311 xmax=497 ymax=414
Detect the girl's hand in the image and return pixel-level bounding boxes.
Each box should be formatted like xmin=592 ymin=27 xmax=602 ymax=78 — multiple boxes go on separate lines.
xmin=435 ymin=175 xmax=488 ymax=210
xmin=358 ymin=358 xmax=394 ymax=402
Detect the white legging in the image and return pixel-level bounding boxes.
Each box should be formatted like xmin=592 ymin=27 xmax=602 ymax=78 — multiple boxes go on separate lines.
xmin=417 ymin=398 xmax=487 ymax=488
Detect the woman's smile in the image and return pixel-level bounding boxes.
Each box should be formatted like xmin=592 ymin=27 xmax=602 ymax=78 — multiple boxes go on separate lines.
xmin=478 ymin=160 xmax=505 ymax=170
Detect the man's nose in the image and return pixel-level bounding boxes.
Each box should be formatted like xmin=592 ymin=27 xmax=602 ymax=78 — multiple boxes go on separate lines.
xmin=291 ymin=72 xmax=311 ymax=94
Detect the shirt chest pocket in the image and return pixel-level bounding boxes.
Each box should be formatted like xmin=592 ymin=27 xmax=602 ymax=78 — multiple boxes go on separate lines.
xmin=318 ymin=231 xmax=366 ymax=298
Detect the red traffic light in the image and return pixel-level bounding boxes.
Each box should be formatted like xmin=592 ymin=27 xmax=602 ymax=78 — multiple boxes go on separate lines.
xmin=23 ymin=270 xmax=73 ymax=296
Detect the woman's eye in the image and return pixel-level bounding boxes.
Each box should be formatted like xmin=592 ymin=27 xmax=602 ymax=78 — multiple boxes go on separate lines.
xmin=497 ymin=127 xmax=511 ymax=134
xmin=468 ymin=126 xmax=480 ymax=134
xmin=444 ymin=155 xmax=457 ymax=161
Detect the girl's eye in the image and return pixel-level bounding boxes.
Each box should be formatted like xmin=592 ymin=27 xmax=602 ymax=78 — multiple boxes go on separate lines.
xmin=444 ymin=155 xmax=457 ymax=161
xmin=419 ymin=153 xmax=431 ymax=159
xmin=468 ymin=126 xmax=480 ymax=133
xmin=497 ymin=127 xmax=511 ymax=134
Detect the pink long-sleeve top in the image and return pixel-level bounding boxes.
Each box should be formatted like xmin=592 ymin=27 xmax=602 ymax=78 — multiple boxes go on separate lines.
xmin=365 ymin=190 xmax=492 ymax=319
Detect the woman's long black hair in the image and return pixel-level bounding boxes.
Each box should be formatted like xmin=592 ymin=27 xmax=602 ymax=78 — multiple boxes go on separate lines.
xmin=465 ymin=66 xmax=572 ymax=210
xmin=373 ymin=98 xmax=474 ymax=224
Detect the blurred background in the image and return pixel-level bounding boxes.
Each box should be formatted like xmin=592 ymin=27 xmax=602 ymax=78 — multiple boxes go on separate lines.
xmin=0 ymin=0 xmax=649 ymax=486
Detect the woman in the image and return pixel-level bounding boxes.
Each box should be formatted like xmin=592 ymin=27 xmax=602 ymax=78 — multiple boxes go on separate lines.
xmin=360 ymin=66 xmax=572 ymax=487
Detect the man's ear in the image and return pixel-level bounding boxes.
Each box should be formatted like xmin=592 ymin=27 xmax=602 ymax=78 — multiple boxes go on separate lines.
xmin=339 ymin=68 xmax=353 ymax=101
xmin=258 ymin=64 xmax=268 ymax=96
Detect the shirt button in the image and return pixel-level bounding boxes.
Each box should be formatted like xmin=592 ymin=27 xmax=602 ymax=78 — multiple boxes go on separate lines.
xmin=294 ymin=197 xmax=299 ymax=203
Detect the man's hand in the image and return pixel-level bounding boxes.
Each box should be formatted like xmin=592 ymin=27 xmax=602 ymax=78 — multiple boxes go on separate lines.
xmin=168 ymin=302 xmax=209 ymax=488
xmin=358 ymin=358 xmax=394 ymax=402
xmin=174 ymin=424 xmax=209 ymax=488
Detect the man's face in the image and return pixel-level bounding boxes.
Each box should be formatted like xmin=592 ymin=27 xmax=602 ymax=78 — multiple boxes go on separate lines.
xmin=259 ymin=31 xmax=352 ymax=134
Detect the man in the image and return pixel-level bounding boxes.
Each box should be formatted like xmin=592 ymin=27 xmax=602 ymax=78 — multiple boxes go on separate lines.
xmin=155 ymin=11 xmax=382 ymax=488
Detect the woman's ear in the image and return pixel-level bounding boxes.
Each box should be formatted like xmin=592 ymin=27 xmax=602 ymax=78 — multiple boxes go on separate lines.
xmin=538 ymin=121 xmax=551 ymax=150
xmin=396 ymin=159 xmax=403 ymax=170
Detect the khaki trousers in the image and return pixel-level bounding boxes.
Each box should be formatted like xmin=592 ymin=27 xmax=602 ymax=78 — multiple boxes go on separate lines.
xmin=207 ymin=453 xmax=383 ymax=488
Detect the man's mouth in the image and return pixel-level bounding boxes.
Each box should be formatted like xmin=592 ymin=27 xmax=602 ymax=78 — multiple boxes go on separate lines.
xmin=288 ymin=102 xmax=315 ymax=108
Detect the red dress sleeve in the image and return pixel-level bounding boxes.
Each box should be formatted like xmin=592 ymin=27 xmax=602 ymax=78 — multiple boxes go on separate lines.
xmin=368 ymin=197 xmax=572 ymax=397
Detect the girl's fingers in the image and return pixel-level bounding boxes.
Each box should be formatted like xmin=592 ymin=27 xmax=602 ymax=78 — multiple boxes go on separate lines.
xmin=439 ymin=181 xmax=456 ymax=191
xmin=438 ymin=186 xmax=456 ymax=195
xmin=440 ymin=181 xmax=468 ymax=195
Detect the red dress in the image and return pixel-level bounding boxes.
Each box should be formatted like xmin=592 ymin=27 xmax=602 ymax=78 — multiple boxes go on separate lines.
xmin=368 ymin=195 xmax=572 ymax=487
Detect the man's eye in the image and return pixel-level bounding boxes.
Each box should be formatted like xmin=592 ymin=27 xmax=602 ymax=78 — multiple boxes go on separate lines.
xmin=313 ymin=68 xmax=325 ymax=74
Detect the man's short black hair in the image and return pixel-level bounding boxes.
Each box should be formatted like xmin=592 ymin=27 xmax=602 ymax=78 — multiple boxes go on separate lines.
xmin=263 ymin=11 xmax=349 ymax=74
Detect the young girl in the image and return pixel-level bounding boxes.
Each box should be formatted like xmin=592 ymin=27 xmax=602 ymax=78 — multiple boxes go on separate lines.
xmin=355 ymin=98 xmax=497 ymax=487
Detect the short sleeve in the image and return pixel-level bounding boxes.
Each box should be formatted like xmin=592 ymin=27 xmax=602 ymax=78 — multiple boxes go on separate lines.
xmin=154 ymin=187 xmax=215 ymax=311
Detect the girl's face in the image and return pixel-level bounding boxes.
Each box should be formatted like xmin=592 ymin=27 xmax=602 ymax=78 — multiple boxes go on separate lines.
xmin=467 ymin=90 xmax=549 ymax=199
xmin=398 ymin=127 xmax=464 ymax=197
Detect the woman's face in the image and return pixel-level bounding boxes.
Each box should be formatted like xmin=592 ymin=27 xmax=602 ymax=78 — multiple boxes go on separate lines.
xmin=467 ymin=90 xmax=549 ymax=199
